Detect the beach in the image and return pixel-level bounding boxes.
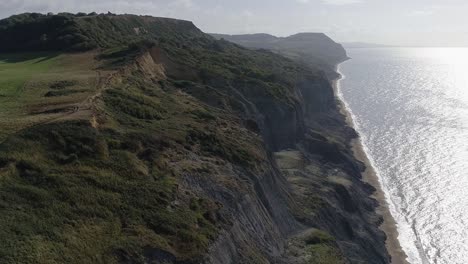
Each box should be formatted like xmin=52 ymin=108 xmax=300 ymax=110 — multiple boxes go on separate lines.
xmin=333 ymin=68 xmax=409 ymax=264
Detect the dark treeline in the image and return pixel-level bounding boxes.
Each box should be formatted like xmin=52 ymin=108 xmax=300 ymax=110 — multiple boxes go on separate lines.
xmin=0 ymin=12 xmax=205 ymax=53
xmin=0 ymin=13 xmax=98 ymax=52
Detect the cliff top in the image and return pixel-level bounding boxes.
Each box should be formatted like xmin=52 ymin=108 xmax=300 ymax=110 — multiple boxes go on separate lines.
xmin=210 ymin=32 xmax=348 ymax=69
xmin=0 ymin=12 xmax=204 ymax=52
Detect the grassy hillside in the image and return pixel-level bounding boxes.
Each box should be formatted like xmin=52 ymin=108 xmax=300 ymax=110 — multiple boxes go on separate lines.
xmin=0 ymin=13 xmax=204 ymax=52
xmin=0 ymin=13 xmax=361 ymax=264
xmin=0 ymin=48 xmax=259 ymax=263
xmin=0 ymin=52 xmax=98 ymax=141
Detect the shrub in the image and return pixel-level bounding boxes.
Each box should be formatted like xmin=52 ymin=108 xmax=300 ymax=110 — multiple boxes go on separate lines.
xmin=49 ymin=80 xmax=78 ymax=89
xmin=104 ymin=89 xmax=163 ymax=120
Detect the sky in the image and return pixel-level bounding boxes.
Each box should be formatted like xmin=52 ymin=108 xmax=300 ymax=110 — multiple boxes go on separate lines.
xmin=1 ymin=0 xmax=468 ymax=46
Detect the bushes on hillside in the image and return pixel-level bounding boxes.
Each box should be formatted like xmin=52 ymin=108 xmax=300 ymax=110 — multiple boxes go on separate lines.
xmin=0 ymin=13 xmax=99 ymax=52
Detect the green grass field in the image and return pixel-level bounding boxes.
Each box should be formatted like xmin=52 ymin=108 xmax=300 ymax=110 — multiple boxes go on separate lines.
xmin=0 ymin=52 xmax=98 ymax=141
xmin=0 ymin=53 xmax=59 ymax=97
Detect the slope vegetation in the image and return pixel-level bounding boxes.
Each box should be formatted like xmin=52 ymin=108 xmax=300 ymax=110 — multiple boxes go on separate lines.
xmin=0 ymin=13 xmax=390 ymax=264
xmin=211 ymin=33 xmax=348 ymax=78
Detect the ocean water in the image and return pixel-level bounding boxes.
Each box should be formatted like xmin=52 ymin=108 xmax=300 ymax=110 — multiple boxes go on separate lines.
xmin=337 ymin=48 xmax=468 ymax=264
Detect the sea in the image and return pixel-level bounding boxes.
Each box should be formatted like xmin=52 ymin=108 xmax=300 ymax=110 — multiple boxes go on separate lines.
xmin=337 ymin=47 xmax=468 ymax=264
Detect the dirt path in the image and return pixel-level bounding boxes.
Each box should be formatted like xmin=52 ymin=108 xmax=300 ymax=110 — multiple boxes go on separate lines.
xmin=44 ymin=68 xmax=118 ymax=126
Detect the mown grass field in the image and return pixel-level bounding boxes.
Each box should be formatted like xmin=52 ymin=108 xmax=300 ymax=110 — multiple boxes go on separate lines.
xmin=0 ymin=52 xmax=98 ymax=141
xmin=0 ymin=53 xmax=59 ymax=97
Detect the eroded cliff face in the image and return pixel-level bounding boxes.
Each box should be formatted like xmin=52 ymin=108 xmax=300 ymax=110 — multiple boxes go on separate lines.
xmin=281 ymin=76 xmax=391 ymax=263
xmin=0 ymin=13 xmax=389 ymax=264
xmin=204 ymin=32 xmax=392 ymax=263
xmin=149 ymin=41 xmax=390 ymax=262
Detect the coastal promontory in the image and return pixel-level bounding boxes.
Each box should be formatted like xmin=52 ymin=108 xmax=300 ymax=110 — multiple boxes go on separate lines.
xmin=0 ymin=12 xmax=391 ymax=263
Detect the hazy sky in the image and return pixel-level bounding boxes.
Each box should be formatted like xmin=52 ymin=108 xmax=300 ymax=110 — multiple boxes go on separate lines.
xmin=2 ymin=0 xmax=468 ymax=46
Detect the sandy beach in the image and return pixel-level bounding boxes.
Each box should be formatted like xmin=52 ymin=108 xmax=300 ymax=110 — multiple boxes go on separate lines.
xmin=332 ymin=71 xmax=409 ymax=264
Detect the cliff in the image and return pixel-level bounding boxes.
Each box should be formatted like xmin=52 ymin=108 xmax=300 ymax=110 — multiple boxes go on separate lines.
xmin=210 ymin=32 xmax=349 ymax=78
xmin=0 ymin=13 xmax=389 ymax=264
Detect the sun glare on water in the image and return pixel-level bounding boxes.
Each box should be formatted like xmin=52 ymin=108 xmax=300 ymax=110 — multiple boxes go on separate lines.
xmin=340 ymin=47 xmax=468 ymax=264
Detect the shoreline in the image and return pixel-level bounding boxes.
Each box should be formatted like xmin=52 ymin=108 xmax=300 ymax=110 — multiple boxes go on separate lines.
xmin=332 ymin=64 xmax=409 ymax=264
